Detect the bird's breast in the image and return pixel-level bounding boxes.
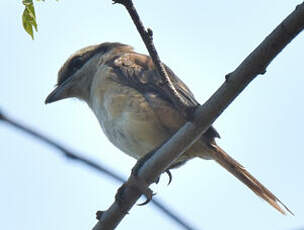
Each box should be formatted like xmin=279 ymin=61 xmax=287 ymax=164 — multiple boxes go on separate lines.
xmin=89 ymin=77 xmax=170 ymax=159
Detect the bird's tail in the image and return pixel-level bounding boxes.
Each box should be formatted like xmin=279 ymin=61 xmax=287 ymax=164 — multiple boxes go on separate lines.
xmin=208 ymin=143 xmax=293 ymax=215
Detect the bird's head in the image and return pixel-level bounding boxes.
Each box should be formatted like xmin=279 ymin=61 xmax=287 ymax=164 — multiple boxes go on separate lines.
xmin=45 ymin=42 xmax=132 ymax=104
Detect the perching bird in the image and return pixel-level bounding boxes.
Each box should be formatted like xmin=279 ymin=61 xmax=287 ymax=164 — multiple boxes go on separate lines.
xmin=45 ymin=42 xmax=292 ymax=215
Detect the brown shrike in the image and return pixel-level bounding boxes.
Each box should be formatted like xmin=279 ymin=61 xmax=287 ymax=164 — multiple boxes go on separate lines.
xmin=45 ymin=42 xmax=292 ymax=215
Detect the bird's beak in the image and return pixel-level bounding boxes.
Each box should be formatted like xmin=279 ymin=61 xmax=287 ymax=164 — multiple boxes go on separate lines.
xmin=45 ymin=77 xmax=75 ymax=104
xmin=45 ymin=86 xmax=65 ymax=104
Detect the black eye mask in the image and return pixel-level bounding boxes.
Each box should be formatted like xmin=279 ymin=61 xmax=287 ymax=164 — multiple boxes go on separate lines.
xmin=57 ymin=42 xmax=129 ymax=86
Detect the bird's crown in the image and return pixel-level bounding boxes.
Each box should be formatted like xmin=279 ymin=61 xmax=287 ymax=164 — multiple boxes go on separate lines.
xmin=57 ymin=42 xmax=132 ymax=86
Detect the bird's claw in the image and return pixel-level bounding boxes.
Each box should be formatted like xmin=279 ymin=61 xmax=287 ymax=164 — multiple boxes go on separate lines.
xmin=137 ymin=190 xmax=155 ymax=206
xmin=154 ymin=169 xmax=173 ymax=185
xmin=165 ymin=169 xmax=172 ymax=185
xmin=115 ymin=174 xmax=154 ymax=210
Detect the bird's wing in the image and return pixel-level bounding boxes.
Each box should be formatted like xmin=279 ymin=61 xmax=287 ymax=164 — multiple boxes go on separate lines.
xmin=106 ymin=52 xmax=219 ymax=140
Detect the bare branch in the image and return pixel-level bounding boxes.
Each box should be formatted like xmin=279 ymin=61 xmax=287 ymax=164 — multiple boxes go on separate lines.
xmin=0 ymin=109 xmax=197 ymax=230
xmin=93 ymin=2 xmax=304 ymax=229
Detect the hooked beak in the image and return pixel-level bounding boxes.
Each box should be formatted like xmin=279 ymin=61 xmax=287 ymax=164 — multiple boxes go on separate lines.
xmin=45 ymin=76 xmax=75 ymax=104
xmin=45 ymin=86 xmax=64 ymax=104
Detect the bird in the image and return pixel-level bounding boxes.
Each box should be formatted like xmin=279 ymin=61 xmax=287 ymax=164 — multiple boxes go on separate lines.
xmin=45 ymin=42 xmax=292 ymax=215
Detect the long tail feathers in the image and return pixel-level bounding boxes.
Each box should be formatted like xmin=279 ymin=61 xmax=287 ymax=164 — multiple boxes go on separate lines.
xmin=210 ymin=143 xmax=293 ymax=215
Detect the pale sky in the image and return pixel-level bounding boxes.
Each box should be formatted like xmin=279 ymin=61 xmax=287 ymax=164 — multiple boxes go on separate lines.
xmin=1 ymin=1 xmax=304 ymax=230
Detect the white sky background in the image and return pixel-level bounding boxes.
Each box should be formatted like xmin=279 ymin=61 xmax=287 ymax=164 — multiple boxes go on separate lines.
xmin=0 ymin=1 xmax=304 ymax=230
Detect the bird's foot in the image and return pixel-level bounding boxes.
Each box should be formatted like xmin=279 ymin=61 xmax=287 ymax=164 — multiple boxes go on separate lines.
xmin=115 ymin=174 xmax=154 ymax=211
xmin=131 ymin=149 xmax=156 ymax=177
xmin=132 ymin=147 xmax=173 ymax=185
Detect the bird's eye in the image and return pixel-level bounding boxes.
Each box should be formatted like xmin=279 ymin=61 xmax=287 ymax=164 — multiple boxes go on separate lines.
xmin=71 ymin=57 xmax=84 ymax=70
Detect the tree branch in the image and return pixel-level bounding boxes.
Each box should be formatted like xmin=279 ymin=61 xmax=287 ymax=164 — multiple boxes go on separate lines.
xmin=113 ymin=0 xmax=195 ymax=117
xmin=0 ymin=109 xmax=197 ymax=230
xmin=93 ymin=2 xmax=304 ymax=229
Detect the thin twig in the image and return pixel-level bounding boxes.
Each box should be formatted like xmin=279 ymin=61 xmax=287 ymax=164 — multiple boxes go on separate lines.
xmin=113 ymin=0 xmax=195 ymax=118
xmin=0 ymin=109 xmax=197 ymax=230
xmin=93 ymin=2 xmax=304 ymax=229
